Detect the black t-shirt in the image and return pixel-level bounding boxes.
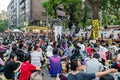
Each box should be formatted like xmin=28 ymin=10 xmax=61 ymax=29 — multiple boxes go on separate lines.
xmin=68 ymin=72 xmax=95 ymax=80
xmin=4 ymin=61 xmax=19 ymax=79
xmin=70 ymin=53 xmax=82 ymax=63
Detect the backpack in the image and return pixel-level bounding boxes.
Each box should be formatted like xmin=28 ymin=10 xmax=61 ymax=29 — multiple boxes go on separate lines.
xmin=30 ymin=71 xmax=42 ymax=80
xmin=59 ymin=74 xmax=67 ymax=80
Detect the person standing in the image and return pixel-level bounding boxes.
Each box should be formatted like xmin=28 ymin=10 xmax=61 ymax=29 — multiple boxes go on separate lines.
xmin=57 ymin=34 xmax=60 ymax=42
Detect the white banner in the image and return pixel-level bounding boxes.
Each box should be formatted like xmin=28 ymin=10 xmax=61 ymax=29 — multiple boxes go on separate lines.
xmin=54 ymin=26 xmax=62 ymax=41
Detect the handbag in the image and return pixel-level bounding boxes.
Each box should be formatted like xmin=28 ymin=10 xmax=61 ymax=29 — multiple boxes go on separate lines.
xmin=30 ymin=71 xmax=42 ymax=80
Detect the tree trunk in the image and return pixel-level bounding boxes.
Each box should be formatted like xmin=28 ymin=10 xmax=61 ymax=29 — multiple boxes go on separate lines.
xmin=53 ymin=7 xmax=57 ymax=18
xmin=92 ymin=0 xmax=99 ymax=20
xmin=83 ymin=6 xmax=87 ymax=28
xmin=91 ymin=0 xmax=100 ymax=39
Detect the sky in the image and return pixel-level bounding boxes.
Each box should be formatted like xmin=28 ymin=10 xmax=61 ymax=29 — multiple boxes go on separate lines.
xmin=0 ymin=0 xmax=11 ymax=12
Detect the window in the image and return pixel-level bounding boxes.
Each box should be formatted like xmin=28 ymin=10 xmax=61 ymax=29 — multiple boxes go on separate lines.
xmin=41 ymin=12 xmax=47 ymax=16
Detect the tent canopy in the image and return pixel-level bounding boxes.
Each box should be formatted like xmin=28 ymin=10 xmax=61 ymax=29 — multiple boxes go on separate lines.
xmin=12 ymin=29 xmax=23 ymax=33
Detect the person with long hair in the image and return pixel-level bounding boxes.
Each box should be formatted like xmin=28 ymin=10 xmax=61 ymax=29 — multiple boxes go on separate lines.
xmin=4 ymin=53 xmax=21 ymax=80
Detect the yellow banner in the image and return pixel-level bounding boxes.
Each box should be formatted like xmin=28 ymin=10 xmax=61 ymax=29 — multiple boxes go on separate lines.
xmin=92 ymin=19 xmax=100 ymax=40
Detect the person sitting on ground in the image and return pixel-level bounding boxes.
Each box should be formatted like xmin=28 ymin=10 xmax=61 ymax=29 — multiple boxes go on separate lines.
xmin=111 ymin=49 xmax=120 ymax=72
xmin=19 ymin=53 xmax=41 ymax=80
xmin=4 ymin=53 xmax=21 ymax=80
xmin=99 ymin=74 xmax=114 ymax=80
xmin=70 ymin=48 xmax=82 ymax=63
xmin=46 ymin=43 xmax=53 ymax=58
xmin=49 ymin=48 xmax=62 ymax=77
xmin=0 ymin=55 xmax=4 ymax=72
xmin=86 ymin=53 xmax=104 ymax=80
xmin=31 ymin=46 xmax=43 ymax=68
xmin=68 ymin=59 xmax=117 ymax=80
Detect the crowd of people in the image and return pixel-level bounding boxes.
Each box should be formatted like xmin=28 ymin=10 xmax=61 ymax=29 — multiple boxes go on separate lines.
xmin=0 ymin=31 xmax=119 ymax=80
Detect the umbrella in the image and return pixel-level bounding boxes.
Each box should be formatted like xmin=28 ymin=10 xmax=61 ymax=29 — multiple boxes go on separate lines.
xmin=12 ymin=29 xmax=23 ymax=33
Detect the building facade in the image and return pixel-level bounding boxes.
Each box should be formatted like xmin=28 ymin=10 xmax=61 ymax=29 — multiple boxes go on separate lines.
xmin=7 ymin=0 xmax=47 ymax=28
xmin=0 ymin=10 xmax=7 ymax=20
xmin=7 ymin=0 xmax=18 ymax=27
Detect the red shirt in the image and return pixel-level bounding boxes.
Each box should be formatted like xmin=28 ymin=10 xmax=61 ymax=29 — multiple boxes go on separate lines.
xmin=39 ymin=41 xmax=44 ymax=46
xmin=19 ymin=62 xmax=36 ymax=80
xmin=86 ymin=46 xmax=92 ymax=57
xmin=118 ymin=64 xmax=120 ymax=68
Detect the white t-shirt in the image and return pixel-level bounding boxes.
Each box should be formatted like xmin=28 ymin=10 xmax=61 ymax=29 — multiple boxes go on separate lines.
xmin=31 ymin=51 xmax=43 ymax=67
xmin=80 ymin=44 xmax=85 ymax=51
xmin=99 ymin=46 xmax=108 ymax=53
xmin=46 ymin=45 xmax=53 ymax=57
xmin=86 ymin=58 xmax=104 ymax=80
xmin=117 ymin=54 xmax=120 ymax=61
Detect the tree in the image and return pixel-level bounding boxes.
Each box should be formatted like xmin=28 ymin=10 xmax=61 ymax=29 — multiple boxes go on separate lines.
xmin=43 ymin=0 xmax=62 ymax=19
xmin=100 ymin=0 xmax=120 ymax=24
xmin=86 ymin=0 xmax=100 ymax=20
xmin=0 ymin=20 xmax=7 ymax=32
xmin=62 ymin=0 xmax=83 ymax=30
xmin=81 ymin=2 xmax=92 ymax=28
xmin=43 ymin=0 xmax=63 ymax=31
xmin=85 ymin=0 xmax=100 ymax=39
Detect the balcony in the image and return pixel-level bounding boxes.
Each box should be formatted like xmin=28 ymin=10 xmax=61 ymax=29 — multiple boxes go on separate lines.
xmin=20 ymin=10 xmax=25 ymax=16
xmin=20 ymin=2 xmax=25 ymax=9
xmin=20 ymin=0 xmax=25 ymax=4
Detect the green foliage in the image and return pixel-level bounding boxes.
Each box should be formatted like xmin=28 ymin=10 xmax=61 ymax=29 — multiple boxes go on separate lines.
xmin=42 ymin=0 xmax=120 ymax=30
xmin=100 ymin=0 xmax=120 ymax=24
xmin=0 ymin=20 xmax=7 ymax=32
xmin=42 ymin=0 xmax=62 ymax=18
xmin=62 ymin=0 xmax=86 ymax=29
xmin=43 ymin=0 xmax=87 ymax=29
xmin=43 ymin=0 xmax=53 ymax=17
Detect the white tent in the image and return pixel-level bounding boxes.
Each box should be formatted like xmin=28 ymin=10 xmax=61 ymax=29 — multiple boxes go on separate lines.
xmin=12 ymin=29 xmax=23 ymax=33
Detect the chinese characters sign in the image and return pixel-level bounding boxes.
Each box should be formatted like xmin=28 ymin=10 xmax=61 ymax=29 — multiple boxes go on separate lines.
xmin=92 ymin=19 xmax=100 ymax=40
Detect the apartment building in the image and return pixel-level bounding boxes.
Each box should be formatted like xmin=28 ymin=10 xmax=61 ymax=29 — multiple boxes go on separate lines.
xmin=7 ymin=0 xmax=47 ymax=28
xmin=7 ymin=0 xmax=18 ymax=27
